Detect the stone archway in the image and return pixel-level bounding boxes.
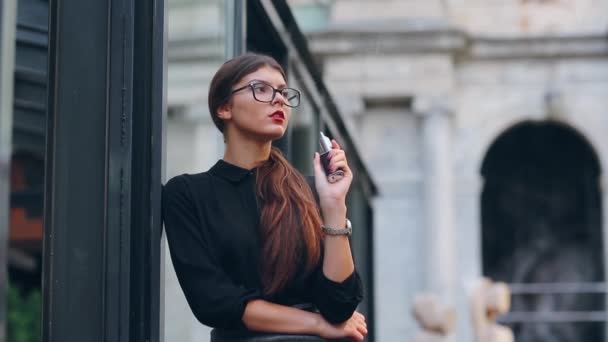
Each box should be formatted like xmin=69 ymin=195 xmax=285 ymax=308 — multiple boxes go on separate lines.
xmin=481 ymin=120 xmax=604 ymax=341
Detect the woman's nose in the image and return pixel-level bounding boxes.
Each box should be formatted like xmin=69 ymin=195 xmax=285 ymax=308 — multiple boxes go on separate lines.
xmin=272 ymin=91 xmax=286 ymax=106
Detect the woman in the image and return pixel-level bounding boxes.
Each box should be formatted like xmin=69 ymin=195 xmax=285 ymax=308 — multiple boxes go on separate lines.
xmin=162 ymin=53 xmax=367 ymax=341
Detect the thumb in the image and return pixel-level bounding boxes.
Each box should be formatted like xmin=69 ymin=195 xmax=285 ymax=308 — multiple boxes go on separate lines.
xmin=312 ymin=152 xmax=327 ymax=181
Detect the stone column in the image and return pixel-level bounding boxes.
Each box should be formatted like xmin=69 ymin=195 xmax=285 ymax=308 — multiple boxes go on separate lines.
xmin=414 ymin=97 xmax=456 ymax=303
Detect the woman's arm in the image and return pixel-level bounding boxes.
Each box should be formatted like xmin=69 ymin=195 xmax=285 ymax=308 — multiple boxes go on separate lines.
xmin=310 ymin=140 xmax=365 ymax=327
xmin=320 ymin=203 xmax=354 ymax=282
xmin=163 ymin=176 xmax=263 ymax=329
xmin=242 ymin=299 xmax=320 ymax=334
xmin=243 ymin=299 xmax=367 ymax=341
xmin=313 ymin=140 xmax=356 ymax=282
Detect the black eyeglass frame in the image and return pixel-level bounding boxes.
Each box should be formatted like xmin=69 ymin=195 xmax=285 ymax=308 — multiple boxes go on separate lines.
xmin=230 ymin=81 xmax=301 ymax=108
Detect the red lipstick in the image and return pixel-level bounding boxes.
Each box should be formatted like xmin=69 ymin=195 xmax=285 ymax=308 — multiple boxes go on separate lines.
xmin=269 ymin=110 xmax=285 ymax=122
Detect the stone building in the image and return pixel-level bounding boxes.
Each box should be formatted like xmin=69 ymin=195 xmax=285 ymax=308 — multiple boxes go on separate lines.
xmin=165 ymin=1 xmax=608 ymax=341
xmin=291 ymin=0 xmax=608 ymax=341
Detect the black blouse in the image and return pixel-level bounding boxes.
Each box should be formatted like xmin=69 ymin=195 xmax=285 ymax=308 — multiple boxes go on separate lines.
xmin=161 ymin=159 xmax=363 ymax=330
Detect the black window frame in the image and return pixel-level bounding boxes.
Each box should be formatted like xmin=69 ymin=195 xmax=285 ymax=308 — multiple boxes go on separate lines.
xmin=42 ymin=0 xmax=165 ymax=341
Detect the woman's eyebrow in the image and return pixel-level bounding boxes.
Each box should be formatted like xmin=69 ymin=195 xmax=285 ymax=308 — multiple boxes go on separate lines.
xmin=249 ymin=79 xmax=287 ymax=88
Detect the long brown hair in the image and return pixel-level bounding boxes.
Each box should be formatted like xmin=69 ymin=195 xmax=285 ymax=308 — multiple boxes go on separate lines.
xmin=208 ymin=53 xmax=322 ymax=295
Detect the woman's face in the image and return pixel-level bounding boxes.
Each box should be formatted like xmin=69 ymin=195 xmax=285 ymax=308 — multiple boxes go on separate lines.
xmin=220 ymin=65 xmax=292 ymax=142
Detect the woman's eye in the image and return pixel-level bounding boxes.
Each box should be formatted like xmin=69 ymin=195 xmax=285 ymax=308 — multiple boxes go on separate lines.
xmin=253 ymin=84 xmax=269 ymax=93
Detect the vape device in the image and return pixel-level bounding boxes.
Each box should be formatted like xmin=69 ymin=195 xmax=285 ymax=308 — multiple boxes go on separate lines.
xmin=319 ymin=132 xmax=345 ymax=183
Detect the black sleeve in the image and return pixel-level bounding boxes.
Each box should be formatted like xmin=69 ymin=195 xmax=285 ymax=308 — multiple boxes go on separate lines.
xmin=305 ymin=176 xmax=364 ymax=323
xmin=162 ymin=176 xmax=262 ymax=329
xmin=311 ymin=268 xmax=364 ymax=323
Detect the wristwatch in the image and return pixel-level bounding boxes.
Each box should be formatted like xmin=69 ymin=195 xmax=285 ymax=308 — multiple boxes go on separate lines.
xmin=322 ymin=219 xmax=352 ymax=236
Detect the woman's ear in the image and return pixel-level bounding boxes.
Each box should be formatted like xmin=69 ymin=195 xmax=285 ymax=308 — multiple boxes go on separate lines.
xmin=217 ymin=103 xmax=232 ymax=121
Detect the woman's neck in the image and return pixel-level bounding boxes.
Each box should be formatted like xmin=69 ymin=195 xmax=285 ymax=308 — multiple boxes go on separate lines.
xmin=223 ymin=138 xmax=272 ymax=170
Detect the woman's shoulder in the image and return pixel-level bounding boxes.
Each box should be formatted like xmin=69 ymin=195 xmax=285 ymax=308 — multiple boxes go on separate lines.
xmin=163 ymin=171 xmax=213 ymax=198
xmin=165 ymin=171 xmax=209 ymax=187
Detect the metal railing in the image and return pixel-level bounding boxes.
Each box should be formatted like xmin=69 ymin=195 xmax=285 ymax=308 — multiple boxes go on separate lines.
xmin=498 ymin=282 xmax=607 ymax=324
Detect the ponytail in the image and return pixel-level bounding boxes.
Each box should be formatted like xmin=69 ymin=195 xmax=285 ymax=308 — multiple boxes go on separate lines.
xmin=256 ymin=148 xmax=322 ymax=295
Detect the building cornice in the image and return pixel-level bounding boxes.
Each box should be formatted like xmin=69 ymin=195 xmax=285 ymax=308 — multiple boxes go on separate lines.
xmin=468 ymin=34 xmax=608 ymax=60
xmin=305 ymin=26 xmax=608 ymax=59
xmin=306 ymin=27 xmax=466 ymax=56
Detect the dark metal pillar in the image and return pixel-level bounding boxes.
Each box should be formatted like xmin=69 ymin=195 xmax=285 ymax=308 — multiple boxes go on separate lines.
xmin=43 ymin=0 xmax=165 ymax=341
xmin=130 ymin=0 xmax=166 ymax=340
xmin=0 ymin=2 xmax=17 ymax=342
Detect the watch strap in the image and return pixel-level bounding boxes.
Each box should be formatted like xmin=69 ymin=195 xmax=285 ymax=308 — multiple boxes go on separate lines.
xmin=322 ymin=219 xmax=352 ymax=236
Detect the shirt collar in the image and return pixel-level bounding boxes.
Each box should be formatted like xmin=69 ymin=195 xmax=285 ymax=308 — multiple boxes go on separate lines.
xmin=210 ymin=159 xmax=258 ymax=183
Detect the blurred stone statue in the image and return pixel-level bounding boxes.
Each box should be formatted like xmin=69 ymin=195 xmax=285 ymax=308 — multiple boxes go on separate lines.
xmin=412 ymin=293 xmax=456 ymax=342
xmin=471 ymin=278 xmax=514 ymax=342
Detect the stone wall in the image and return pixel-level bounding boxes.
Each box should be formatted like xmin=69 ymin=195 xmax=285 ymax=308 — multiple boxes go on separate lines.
xmin=291 ymin=0 xmax=608 ymax=340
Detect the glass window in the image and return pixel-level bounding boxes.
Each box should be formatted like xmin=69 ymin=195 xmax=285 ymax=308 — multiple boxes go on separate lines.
xmin=165 ymin=1 xmax=226 ymax=341
xmin=288 ymin=0 xmax=331 ymax=32
xmin=287 ymin=73 xmax=318 ymax=175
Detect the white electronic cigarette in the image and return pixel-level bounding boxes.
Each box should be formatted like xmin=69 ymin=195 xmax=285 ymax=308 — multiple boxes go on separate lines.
xmin=319 ymin=132 xmax=345 ymax=184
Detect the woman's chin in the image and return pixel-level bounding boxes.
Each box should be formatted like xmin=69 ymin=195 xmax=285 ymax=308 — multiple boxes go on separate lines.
xmin=241 ymin=124 xmax=287 ymax=142
xmin=263 ymin=126 xmax=286 ymax=141
xmin=269 ymin=132 xmax=286 ymax=141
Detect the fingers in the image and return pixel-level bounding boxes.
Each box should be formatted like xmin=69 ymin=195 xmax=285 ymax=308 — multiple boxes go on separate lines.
xmin=322 ymin=139 xmax=352 ymax=176
xmin=353 ymin=316 xmax=366 ymax=331
xmin=316 ymin=147 xmax=351 ymax=179
xmin=356 ymin=324 xmax=368 ymax=338
xmin=326 ymin=150 xmax=350 ymax=175
xmin=329 ymin=160 xmax=347 ymax=174
xmin=349 ymin=330 xmax=364 ymax=342
xmin=348 ymin=312 xmax=367 ymax=341
xmin=354 ymin=314 xmax=366 ymax=325
xmin=352 ymin=312 xmax=367 ymax=338
xmin=354 ymin=312 xmax=366 ymax=322
xmin=331 ymin=139 xmax=342 ymax=150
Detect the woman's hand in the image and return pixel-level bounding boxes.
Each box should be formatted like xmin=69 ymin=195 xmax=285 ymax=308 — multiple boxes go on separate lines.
xmin=313 ymin=139 xmax=353 ymax=215
xmin=316 ymin=311 xmax=368 ymax=342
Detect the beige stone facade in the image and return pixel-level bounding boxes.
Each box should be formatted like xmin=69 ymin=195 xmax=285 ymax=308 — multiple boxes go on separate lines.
xmin=292 ymin=0 xmax=608 ymax=341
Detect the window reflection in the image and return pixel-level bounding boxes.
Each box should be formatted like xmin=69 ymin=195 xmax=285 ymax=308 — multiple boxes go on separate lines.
xmin=7 ymin=0 xmax=48 ymax=340
xmin=8 ymin=152 xmax=43 ymax=342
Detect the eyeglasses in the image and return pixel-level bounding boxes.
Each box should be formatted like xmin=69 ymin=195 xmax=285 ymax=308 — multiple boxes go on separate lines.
xmin=231 ymin=81 xmax=301 ymax=108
